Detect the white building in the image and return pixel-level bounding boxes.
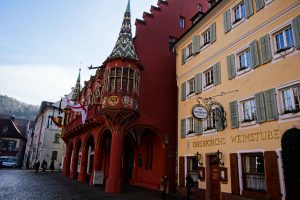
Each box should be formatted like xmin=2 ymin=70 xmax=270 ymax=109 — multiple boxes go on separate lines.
xmin=25 ymin=99 xmax=67 ymax=170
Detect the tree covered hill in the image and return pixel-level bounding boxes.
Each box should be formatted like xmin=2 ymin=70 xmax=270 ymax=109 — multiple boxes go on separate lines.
xmin=0 ymin=94 xmax=39 ymax=120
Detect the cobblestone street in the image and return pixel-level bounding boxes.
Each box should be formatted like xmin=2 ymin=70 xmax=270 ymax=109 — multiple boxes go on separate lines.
xmin=0 ymin=169 xmax=184 ymax=200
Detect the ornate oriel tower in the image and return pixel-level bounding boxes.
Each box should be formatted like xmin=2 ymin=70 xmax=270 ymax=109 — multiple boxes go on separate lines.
xmin=101 ymin=0 xmax=142 ymax=193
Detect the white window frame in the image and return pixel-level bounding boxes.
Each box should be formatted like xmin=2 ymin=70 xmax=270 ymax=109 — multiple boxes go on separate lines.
xmin=238 ymin=96 xmax=257 ymax=127
xmin=235 ymin=44 xmax=252 ymax=76
xmin=276 ymin=80 xmax=300 ymax=120
xmin=186 ymin=117 xmax=195 ymax=137
xmin=202 ymin=67 xmax=214 ymax=91
xmin=187 ymin=78 xmax=195 ymax=97
xmin=231 ymin=0 xmax=246 ymax=28
xmin=270 ymin=21 xmax=295 ymax=60
xmin=202 ymin=28 xmax=211 ymax=47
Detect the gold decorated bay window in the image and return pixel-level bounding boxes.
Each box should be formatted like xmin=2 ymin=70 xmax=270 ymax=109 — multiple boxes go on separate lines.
xmin=104 ymin=67 xmax=140 ymax=96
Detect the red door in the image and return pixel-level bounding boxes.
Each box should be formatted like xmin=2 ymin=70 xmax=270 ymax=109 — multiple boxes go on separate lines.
xmin=210 ymin=163 xmax=220 ymax=200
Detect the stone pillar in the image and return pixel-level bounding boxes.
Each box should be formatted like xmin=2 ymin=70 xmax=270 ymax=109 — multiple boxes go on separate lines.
xmin=105 ymin=133 xmax=124 ymax=193
xmin=70 ymin=151 xmax=78 ymax=179
xmin=89 ymin=146 xmax=101 ymax=185
xmin=62 ymin=149 xmax=71 ymax=177
xmin=78 ymin=147 xmax=88 ymax=182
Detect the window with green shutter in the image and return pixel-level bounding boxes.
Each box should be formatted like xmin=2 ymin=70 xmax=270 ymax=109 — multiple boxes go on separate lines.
xmin=181 ymin=119 xmax=186 ymax=138
xmin=195 ymin=73 xmax=202 ymax=94
xmin=223 ymin=9 xmax=232 ymax=33
xmin=250 ymin=40 xmax=260 ymax=68
xmin=181 ymin=48 xmax=186 ymax=65
xmin=213 ymin=62 xmax=221 ymax=85
xmin=230 ymin=101 xmax=239 ymax=128
xmin=293 ymin=15 xmax=300 ymax=49
xmin=210 ymin=22 xmax=216 ymax=44
xmin=264 ymin=88 xmax=278 ymax=121
xmin=255 ymin=0 xmax=265 ymax=12
xmin=255 ymin=92 xmax=267 ymax=123
xmin=260 ymin=34 xmax=272 ymax=64
xmin=245 ymin=0 xmax=254 ymax=19
xmin=194 ymin=119 xmax=203 ymax=135
xmin=192 ymin=35 xmax=201 ymax=54
xmin=181 ymin=82 xmax=186 ymax=101
xmin=227 ymin=54 xmax=236 ymax=79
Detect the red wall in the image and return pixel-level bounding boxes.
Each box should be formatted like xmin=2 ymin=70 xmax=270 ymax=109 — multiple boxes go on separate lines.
xmin=131 ymin=0 xmax=209 ymax=189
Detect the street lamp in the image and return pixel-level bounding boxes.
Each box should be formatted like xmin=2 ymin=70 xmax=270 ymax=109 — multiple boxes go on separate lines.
xmin=215 ymin=150 xmax=224 ymax=166
xmin=195 ymin=151 xmax=203 ymax=166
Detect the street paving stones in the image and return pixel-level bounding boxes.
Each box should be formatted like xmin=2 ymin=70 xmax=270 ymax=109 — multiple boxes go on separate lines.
xmin=0 ymin=169 xmax=184 ymax=200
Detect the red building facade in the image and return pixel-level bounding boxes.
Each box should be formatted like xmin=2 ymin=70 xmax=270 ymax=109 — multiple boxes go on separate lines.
xmin=62 ymin=0 xmax=208 ymax=193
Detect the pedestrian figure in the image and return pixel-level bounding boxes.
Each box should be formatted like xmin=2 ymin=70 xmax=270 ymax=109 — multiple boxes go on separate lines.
xmin=34 ymin=160 xmax=40 ymax=174
xmin=49 ymin=160 xmax=55 ymax=172
xmin=160 ymin=176 xmax=169 ymax=199
xmin=186 ymin=174 xmax=194 ymax=200
xmin=41 ymin=159 xmax=47 ymax=172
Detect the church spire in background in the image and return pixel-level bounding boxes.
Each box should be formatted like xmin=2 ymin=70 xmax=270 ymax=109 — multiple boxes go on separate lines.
xmin=71 ymin=68 xmax=81 ymax=101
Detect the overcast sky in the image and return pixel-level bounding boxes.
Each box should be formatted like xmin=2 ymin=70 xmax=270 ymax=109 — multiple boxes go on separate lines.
xmin=0 ymin=0 xmax=158 ymax=105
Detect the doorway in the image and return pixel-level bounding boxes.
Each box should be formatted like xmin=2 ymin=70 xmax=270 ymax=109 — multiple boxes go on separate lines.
xmin=207 ymin=155 xmax=220 ymax=200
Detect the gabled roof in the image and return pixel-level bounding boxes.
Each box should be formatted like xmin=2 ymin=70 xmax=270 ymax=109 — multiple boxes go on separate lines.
xmin=0 ymin=115 xmax=25 ymax=140
xmin=106 ymin=0 xmax=139 ymax=61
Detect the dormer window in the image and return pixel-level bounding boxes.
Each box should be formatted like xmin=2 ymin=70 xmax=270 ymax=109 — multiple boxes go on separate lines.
xmin=179 ymin=17 xmax=185 ymax=29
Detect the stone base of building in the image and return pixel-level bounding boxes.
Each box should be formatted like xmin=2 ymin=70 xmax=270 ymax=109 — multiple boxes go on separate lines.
xmin=177 ymin=187 xmax=266 ymax=200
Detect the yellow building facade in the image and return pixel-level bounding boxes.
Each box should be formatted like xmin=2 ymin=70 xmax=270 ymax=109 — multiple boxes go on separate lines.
xmin=176 ymin=0 xmax=300 ymax=200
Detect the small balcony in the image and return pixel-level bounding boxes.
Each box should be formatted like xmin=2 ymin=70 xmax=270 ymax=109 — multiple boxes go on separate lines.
xmin=62 ymin=104 xmax=105 ymax=138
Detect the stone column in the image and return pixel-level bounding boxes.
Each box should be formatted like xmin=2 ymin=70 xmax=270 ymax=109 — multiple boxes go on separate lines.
xmin=70 ymin=151 xmax=78 ymax=179
xmin=62 ymin=149 xmax=71 ymax=177
xmin=78 ymin=147 xmax=88 ymax=182
xmin=105 ymin=133 xmax=124 ymax=193
xmin=89 ymin=146 xmax=101 ymax=185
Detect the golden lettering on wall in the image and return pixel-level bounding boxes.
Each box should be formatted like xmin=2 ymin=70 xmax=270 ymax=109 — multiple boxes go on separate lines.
xmin=193 ymin=138 xmax=226 ymax=148
xmin=191 ymin=129 xmax=286 ymax=149
xmin=230 ymin=129 xmax=286 ymax=144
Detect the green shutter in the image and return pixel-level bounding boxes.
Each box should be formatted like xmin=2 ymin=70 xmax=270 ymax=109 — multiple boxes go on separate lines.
xmin=230 ymin=101 xmax=239 ymax=128
xmin=213 ymin=62 xmax=221 ymax=85
xmin=292 ymin=15 xmax=300 ymax=49
xmin=195 ymin=73 xmax=202 ymax=94
xmin=223 ymin=10 xmax=232 ymax=33
xmin=181 ymin=82 xmax=186 ymax=101
xmin=195 ymin=119 xmax=203 ymax=135
xmin=250 ymin=40 xmax=260 ymax=68
xmin=181 ymin=48 xmax=186 ymax=65
xmin=216 ymin=107 xmax=225 ymax=131
xmin=260 ymin=34 xmax=272 ymax=64
xmin=192 ymin=35 xmax=201 ymax=54
xmin=210 ymin=22 xmax=217 ymax=44
xmin=264 ymin=88 xmax=278 ymax=121
xmin=181 ymin=119 xmax=186 ymax=138
xmin=227 ymin=54 xmax=236 ymax=79
xmin=255 ymin=0 xmax=265 ymax=12
xmin=245 ymin=0 xmax=254 ymax=19
xmin=255 ymin=92 xmax=267 ymax=123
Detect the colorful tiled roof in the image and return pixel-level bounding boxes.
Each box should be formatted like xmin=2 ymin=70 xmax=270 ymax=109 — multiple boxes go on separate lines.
xmin=108 ymin=0 xmax=139 ymax=61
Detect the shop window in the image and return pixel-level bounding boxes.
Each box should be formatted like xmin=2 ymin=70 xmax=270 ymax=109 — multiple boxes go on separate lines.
xmin=51 ymin=151 xmax=58 ymax=161
xmin=242 ymin=153 xmax=266 ymax=191
xmin=145 ymin=142 xmax=153 ymax=170
xmin=187 ymin=156 xmax=199 ymax=187
xmin=54 ymin=133 xmax=60 ymax=143
xmin=179 ymin=16 xmax=185 ymax=29
xmin=278 ymin=84 xmax=300 ymax=116
xmin=232 ymin=1 xmax=245 ymax=25
xmin=239 ymin=98 xmax=257 ymax=125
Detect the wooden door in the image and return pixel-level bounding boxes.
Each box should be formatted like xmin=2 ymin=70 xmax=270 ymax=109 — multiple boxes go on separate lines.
xmin=210 ymin=163 xmax=220 ymax=200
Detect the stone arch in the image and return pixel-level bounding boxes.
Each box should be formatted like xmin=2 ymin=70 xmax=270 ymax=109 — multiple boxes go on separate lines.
xmin=281 ymin=128 xmax=300 ymax=200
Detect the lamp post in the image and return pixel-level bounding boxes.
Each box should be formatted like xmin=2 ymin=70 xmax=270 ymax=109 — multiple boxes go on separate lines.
xmin=195 ymin=151 xmax=202 ymax=166
xmin=215 ymin=150 xmax=224 ymax=166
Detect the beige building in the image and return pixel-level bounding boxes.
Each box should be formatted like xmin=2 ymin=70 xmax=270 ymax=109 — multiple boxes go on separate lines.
xmin=176 ymin=0 xmax=300 ymax=200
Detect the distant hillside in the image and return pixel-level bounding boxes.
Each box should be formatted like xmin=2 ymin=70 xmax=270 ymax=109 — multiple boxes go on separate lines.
xmin=0 ymin=94 xmax=39 ymax=120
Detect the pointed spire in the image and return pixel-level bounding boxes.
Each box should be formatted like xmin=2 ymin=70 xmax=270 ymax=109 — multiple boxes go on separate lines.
xmin=72 ymin=68 xmax=81 ymax=101
xmin=108 ymin=0 xmax=139 ymax=61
